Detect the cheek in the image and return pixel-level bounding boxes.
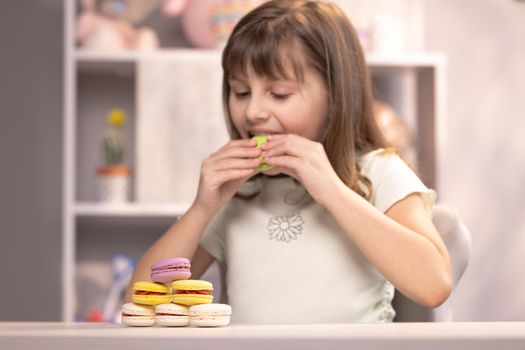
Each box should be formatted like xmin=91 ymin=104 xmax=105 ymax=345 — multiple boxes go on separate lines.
xmin=287 ymin=106 xmax=327 ymax=140
xmin=307 ymin=94 xmax=329 ymax=140
xmin=228 ymin=99 xmax=245 ymax=135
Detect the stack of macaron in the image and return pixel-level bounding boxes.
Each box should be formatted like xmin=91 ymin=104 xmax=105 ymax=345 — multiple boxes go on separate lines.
xmin=121 ymin=257 xmax=232 ymax=327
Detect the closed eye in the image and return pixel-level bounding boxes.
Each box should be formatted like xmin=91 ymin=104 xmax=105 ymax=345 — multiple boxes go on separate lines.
xmin=271 ymin=93 xmax=291 ymax=100
xmin=234 ymin=91 xmax=250 ymax=98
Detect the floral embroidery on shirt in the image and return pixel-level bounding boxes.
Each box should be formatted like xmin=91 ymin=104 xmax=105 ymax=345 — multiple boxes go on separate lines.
xmin=267 ymin=212 xmax=304 ymax=243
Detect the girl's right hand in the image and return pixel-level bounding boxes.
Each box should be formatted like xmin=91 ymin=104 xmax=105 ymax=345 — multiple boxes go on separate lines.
xmin=193 ymin=139 xmax=261 ymax=217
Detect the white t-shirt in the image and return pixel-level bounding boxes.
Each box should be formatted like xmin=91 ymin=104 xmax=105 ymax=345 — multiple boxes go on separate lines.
xmin=200 ymin=149 xmax=436 ymax=324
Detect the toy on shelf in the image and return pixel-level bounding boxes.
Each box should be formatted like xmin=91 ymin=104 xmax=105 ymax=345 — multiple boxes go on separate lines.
xmin=76 ymin=0 xmax=160 ymax=51
xmin=162 ymin=0 xmax=266 ymax=49
xmin=373 ymin=100 xmax=417 ymax=169
xmin=103 ymin=254 xmax=136 ymax=322
xmin=95 ymin=108 xmax=131 ymax=204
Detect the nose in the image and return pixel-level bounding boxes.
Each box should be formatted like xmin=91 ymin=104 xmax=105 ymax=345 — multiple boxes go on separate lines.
xmin=245 ymin=94 xmax=270 ymax=124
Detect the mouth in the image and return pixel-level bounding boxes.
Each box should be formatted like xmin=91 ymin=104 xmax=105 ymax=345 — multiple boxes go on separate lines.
xmin=247 ymin=131 xmax=277 ymax=138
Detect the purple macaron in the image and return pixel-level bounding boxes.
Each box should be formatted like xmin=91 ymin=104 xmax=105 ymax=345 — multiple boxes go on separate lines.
xmin=151 ymin=257 xmax=191 ymax=283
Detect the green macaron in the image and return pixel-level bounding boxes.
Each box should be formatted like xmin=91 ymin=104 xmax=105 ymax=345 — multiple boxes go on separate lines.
xmin=251 ymin=134 xmax=275 ymax=171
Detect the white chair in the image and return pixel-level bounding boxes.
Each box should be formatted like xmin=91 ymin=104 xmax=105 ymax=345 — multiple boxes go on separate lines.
xmin=392 ymin=205 xmax=471 ymax=322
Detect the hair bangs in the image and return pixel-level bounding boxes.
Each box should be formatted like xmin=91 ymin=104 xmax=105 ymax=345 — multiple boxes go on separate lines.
xmin=223 ymin=27 xmax=305 ymax=83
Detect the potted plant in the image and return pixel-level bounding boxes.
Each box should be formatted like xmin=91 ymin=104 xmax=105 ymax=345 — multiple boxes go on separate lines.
xmin=96 ymin=108 xmax=131 ymax=203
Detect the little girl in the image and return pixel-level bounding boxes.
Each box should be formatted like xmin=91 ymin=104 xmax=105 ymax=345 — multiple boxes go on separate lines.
xmin=127 ymin=0 xmax=451 ymax=324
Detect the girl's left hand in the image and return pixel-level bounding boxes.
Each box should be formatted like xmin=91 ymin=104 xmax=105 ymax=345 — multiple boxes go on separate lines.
xmin=261 ymin=134 xmax=344 ymax=207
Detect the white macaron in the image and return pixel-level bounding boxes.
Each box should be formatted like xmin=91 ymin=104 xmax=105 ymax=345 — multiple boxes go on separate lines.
xmin=189 ymin=303 xmax=232 ymax=327
xmin=155 ymin=303 xmax=190 ymax=327
xmin=121 ymin=303 xmax=155 ymax=327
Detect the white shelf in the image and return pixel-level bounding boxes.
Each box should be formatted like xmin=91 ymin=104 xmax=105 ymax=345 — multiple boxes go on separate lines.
xmin=74 ymin=202 xmax=190 ymax=218
xmin=75 ymin=48 xmax=219 ymax=60
xmin=75 ymin=48 xmax=446 ymax=73
xmin=75 ymin=49 xmax=220 ymax=73
xmin=366 ymin=52 xmax=447 ymax=67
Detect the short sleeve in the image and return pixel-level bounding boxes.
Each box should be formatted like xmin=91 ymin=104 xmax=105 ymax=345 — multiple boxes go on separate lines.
xmin=199 ymin=205 xmax=228 ymax=263
xmin=360 ymin=150 xmax=436 ymax=216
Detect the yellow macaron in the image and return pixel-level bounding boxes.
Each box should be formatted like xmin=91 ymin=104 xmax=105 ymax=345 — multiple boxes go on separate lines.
xmin=171 ymin=279 xmax=214 ymax=306
xmin=132 ymin=281 xmax=171 ymax=306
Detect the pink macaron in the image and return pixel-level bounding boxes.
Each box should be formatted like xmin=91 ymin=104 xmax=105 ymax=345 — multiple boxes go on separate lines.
xmin=151 ymin=257 xmax=191 ymax=283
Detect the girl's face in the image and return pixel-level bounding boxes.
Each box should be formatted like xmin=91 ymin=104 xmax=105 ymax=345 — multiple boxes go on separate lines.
xmin=228 ymin=63 xmax=329 ymax=146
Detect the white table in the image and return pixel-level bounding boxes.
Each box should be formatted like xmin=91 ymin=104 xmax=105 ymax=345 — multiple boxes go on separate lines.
xmin=1 ymin=322 xmax=524 ymax=350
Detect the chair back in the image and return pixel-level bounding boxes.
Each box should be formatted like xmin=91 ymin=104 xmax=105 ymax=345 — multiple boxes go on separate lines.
xmin=392 ymin=205 xmax=471 ymax=322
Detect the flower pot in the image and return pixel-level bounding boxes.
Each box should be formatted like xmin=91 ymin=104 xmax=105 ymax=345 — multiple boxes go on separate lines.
xmin=96 ymin=165 xmax=131 ymax=203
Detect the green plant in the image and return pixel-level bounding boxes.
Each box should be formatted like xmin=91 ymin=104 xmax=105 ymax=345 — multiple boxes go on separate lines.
xmin=102 ymin=109 xmax=127 ymax=166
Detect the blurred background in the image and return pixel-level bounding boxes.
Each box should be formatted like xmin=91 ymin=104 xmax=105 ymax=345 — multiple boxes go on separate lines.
xmin=0 ymin=0 xmax=524 ymax=322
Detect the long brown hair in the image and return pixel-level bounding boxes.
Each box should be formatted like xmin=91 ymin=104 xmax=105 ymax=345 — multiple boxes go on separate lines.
xmin=222 ymin=0 xmax=386 ymax=199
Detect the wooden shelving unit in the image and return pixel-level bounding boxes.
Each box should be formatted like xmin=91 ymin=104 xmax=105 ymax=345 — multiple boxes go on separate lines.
xmin=62 ymin=0 xmax=446 ymax=322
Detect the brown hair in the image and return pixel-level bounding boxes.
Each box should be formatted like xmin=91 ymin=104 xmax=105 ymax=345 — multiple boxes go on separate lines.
xmin=222 ymin=0 xmax=386 ymax=199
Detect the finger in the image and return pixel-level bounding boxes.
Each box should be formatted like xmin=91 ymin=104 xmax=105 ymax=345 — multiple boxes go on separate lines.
xmin=202 ymin=156 xmax=259 ymax=180
xmin=263 ymin=133 xmax=301 ymax=147
xmin=212 ymin=147 xmax=262 ymax=162
xmin=221 ymin=138 xmax=257 ymax=151
xmin=266 ymin=133 xmax=285 ymax=142
xmin=261 ymin=133 xmax=286 ymax=149
xmin=262 ymin=138 xmax=306 ymax=159
xmin=262 ymin=134 xmax=309 ymax=154
xmin=212 ymin=157 xmax=261 ymax=171
xmin=261 ymin=142 xmax=289 ymax=159
xmin=210 ymin=139 xmax=256 ymax=158
xmin=264 ymin=155 xmax=303 ymax=172
xmin=212 ymin=168 xmax=258 ymax=186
